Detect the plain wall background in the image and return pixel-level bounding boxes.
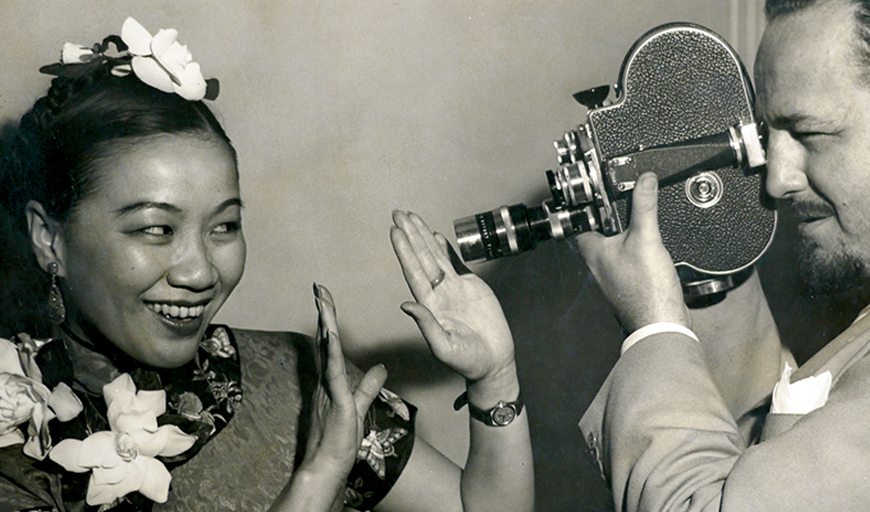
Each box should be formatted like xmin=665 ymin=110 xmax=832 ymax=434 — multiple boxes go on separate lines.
xmin=4 ymin=2 xmax=830 ymax=510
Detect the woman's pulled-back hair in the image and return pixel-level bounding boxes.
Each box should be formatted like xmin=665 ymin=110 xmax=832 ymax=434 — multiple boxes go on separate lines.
xmin=0 ymin=60 xmax=235 ymax=337
xmin=2 ymin=64 xmax=236 ymax=230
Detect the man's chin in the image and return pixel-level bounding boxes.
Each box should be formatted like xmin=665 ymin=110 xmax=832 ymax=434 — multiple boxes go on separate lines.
xmin=798 ymin=242 xmax=870 ymax=298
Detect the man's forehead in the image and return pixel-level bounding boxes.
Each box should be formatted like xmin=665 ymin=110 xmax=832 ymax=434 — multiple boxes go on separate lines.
xmin=755 ymin=0 xmax=861 ymax=114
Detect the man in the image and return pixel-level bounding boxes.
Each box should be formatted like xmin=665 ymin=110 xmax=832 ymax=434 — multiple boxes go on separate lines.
xmin=577 ymin=0 xmax=870 ymax=509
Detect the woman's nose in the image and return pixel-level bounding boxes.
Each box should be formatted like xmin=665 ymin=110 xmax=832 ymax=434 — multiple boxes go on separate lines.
xmin=765 ymin=130 xmax=810 ymax=199
xmin=167 ymin=236 xmax=218 ymax=290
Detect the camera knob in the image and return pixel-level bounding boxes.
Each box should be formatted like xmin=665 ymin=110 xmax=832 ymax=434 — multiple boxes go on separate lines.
xmin=685 ymin=171 xmax=723 ymax=208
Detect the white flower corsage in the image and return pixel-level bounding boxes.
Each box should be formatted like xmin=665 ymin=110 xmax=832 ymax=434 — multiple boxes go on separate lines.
xmin=0 ymin=336 xmax=82 ymax=460
xmin=49 ymin=373 xmax=197 ymax=506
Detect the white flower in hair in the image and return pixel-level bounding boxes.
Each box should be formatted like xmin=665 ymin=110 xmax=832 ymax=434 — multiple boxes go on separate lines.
xmin=120 ymin=17 xmax=208 ymax=100
xmin=60 ymin=43 xmax=97 ymax=65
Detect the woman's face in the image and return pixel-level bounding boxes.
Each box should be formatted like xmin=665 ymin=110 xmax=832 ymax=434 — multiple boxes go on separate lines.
xmin=58 ymin=134 xmax=246 ymax=368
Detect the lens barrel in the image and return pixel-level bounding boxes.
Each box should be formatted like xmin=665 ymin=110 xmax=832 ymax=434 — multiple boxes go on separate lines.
xmin=455 ymin=204 xmax=554 ymax=262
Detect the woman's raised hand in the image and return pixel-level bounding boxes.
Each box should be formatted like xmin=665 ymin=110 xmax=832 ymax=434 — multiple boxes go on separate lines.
xmin=272 ymin=285 xmax=387 ymax=512
xmin=390 ymin=211 xmax=516 ymax=389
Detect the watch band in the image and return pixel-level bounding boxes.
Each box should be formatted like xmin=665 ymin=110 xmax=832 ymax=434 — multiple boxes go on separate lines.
xmin=453 ymin=390 xmax=524 ymax=427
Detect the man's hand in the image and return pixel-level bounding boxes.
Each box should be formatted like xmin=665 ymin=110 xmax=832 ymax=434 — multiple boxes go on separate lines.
xmin=574 ymin=172 xmax=689 ymax=333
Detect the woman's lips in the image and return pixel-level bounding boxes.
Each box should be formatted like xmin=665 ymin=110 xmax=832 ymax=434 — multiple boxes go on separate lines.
xmin=146 ymin=302 xmax=206 ymax=319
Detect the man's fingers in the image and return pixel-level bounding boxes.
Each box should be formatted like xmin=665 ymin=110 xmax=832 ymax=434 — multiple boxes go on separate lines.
xmin=627 ymin=172 xmax=661 ymax=243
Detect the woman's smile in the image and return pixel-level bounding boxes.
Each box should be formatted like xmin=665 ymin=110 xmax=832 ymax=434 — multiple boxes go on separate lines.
xmin=57 ymin=133 xmax=246 ymax=368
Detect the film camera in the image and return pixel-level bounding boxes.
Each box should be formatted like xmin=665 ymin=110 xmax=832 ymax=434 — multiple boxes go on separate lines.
xmin=454 ymin=23 xmax=777 ymax=297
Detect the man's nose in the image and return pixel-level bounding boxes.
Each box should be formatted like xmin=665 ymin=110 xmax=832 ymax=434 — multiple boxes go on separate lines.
xmin=765 ymin=130 xmax=809 ymax=199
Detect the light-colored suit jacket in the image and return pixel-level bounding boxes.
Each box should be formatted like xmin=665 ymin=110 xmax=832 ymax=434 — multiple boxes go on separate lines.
xmin=579 ymin=309 xmax=870 ymax=511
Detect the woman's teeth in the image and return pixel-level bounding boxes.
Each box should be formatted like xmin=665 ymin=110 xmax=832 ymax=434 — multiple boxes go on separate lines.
xmin=148 ymin=303 xmax=205 ymax=319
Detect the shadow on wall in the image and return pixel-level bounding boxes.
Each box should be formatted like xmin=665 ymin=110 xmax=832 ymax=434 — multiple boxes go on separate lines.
xmin=364 ymin=205 xmax=868 ymax=511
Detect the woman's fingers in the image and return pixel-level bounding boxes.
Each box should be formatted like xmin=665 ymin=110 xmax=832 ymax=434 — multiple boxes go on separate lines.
xmin=407 ymin=212 xmax=453 ymax=273
xmin=392 ymin=210 xmax=448 ymax=282
xmin=399 ymin=302 xmax=452 ymax=361
xmin=323 ymin=331 xmax=353 ymax=406
xmin=354 ymin=364 xmax=388 ymax=420
xmin=391 ymin=226 xmax=433 ymax=300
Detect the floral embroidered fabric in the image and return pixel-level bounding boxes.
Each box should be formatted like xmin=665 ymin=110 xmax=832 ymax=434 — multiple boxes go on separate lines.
xmin=0 ymin=326 xmax=416 ymax=512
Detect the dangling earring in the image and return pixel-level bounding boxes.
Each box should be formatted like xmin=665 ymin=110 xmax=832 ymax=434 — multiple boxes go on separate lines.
xmin=47 ymin=261 xmax=66 ymax=325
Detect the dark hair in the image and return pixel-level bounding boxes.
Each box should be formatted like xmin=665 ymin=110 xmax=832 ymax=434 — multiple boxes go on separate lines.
xmin=0 ymin=63 xmax=236 ymax=336
xmin=764 ymin=0 xmax=819 ymax=18
xmin=1 ymin=66 xmax=236 ymax=230
xmin=765 ymin=0 xmax=870 ymax=71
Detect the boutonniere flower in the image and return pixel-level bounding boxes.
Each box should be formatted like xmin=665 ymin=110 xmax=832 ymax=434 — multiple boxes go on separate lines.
xmin=120 ymin=17 xmax=211 ymax=101
xmin=50 ymin=373 xmax=197 ymax=506
xmin=0 ymin=336 xmax=82 ymax=460
xmin=771 ymin=362 xmax=832 ymax=415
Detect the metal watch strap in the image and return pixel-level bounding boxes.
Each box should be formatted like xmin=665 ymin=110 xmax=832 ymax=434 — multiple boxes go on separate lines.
xmin=453 ymin=390 xmax=524 ymax=427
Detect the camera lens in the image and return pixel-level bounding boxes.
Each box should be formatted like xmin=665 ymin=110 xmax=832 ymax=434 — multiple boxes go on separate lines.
xmin=454 ymin=204 xmax=551 ymax=262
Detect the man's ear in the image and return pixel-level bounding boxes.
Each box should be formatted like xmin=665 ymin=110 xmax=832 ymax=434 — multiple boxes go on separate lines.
xmin=25 ymin=200 xmax=67 ymax=276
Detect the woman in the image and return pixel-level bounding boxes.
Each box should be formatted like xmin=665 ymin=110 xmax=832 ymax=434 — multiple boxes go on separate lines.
xmin=0 ymin=18 xmax=533 ymax=512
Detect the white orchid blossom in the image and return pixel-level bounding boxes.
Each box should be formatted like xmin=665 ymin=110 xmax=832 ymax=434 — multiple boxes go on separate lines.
xmin=49 ymin=373 xmax=197 ymax=505
xmin=60 ymin=43 xmax=96 ymax=65
xmin=120 ymin=17 xmax=207 ymax=100
xmin=0 ymin=337 xmax=82 ymax=460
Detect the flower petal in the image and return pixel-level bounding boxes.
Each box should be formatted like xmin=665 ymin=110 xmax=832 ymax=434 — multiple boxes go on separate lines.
xmin=77 ymin=431 xmax=121 ymax=468
xmin=135 ymin=389 xmax=167 ymax=417
xmin=102 ymin=374 xmax=135 ymax=408
xmin=121 ymin=17 xmax=153 ymax=56
xmin=49 ymin=439 xmax=89 ymax=473
xmin=87 ymin=465 xmax=142 ymax=506
xmin=0 ymin=430 xmax=25 ymax=448
xmin=151 ymin=28 xmax=179 ymax=57
xmin=0 ymin=340 xmax=26 ymax=376
xmin=173 ymin=63 xmax=207 ymax=101
xmin=131 ymin=56 xmax=175 ymax=94
xmin=60 ymin=43 xmax=95 ymax=64
xmin=112 ymin=63 xmax=132 ymax=77
xmin=133 ymin=425 xmax=196 ymax=458
xmin=48 ymin=382 xmax=83 ymax=422
xmin=135 ymin=457 xmax=172 ymax=503
xmin=93 ymin=461 xmax=134 ymax=485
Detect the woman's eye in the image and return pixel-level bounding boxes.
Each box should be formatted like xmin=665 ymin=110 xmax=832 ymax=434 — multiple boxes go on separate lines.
xmin=213 ymin=222 xmax=241 ymax=235
xmin=141 ymin=226 xmax=172 ymax=236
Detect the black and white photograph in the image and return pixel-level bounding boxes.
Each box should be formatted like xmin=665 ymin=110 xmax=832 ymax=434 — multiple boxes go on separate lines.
xmin=2 ymin=0 xmax=868 ymax=510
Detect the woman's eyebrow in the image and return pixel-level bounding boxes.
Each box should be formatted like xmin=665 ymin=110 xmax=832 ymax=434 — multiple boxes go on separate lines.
xmin=113 ymin=198 xmax=243 ymax=217
xmin=114 ymin=201 xmax=182 ymax=216
xmin=213 ymin=198 xmax=244 ymax=214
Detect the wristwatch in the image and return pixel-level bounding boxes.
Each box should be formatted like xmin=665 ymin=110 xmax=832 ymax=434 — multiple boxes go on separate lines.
xmin=453 ymin=390 xmax=524 ymax=427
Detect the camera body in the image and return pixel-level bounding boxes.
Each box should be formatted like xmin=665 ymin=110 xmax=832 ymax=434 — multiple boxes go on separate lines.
xmin=455 ymin=23 xmax=776 ymax=296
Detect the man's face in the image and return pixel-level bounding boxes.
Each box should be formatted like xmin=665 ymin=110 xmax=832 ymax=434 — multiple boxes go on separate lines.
xmin=756 ymin=0 xmax=870 ymax=294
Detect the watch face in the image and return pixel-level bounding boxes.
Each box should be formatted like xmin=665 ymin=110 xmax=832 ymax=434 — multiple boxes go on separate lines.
xmin=491 ymin=405 xmax=517 ymax=426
